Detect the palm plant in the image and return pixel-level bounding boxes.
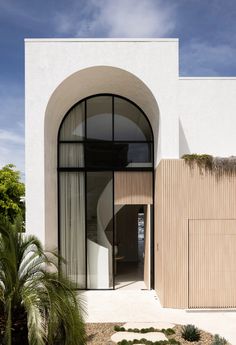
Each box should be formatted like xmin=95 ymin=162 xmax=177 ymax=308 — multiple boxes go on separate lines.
xmin=0 ymin=217 xmax=86 ymax=345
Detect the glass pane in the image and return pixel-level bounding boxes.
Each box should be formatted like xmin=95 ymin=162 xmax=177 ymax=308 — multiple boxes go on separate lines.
xmin=87 ymin=96 xmax=112 ymax=141
xmin=59 ymin=143 xmax=84 ymax=167
xmin=60 ymin=102 xmax=85 ymax=141
xmin=87 ymin=172 xmax=113 ymax=289
xmin=114 ymin=97 xmax=152 ymax=141
xmin=59 ymin=172 xmax=86 ymax=288
xmin=114 ymin=143 xmax=153 ymax=168
xmin=85 ymin=143 xmax=113 ymax=168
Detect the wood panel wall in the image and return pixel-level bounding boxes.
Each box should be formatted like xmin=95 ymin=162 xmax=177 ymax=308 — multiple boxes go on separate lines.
xmin=189 ymin=220 xmax=236 ymax=308
xmin=155 ymin=160 xmax=236 ymax=308
xmin=114 ymin=172 xmax=153 ymax=205
xmin=144 ymin=205 xmax=151 ymax=289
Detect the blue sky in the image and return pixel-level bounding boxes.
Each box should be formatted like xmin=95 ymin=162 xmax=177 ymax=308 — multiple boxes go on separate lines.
xmin=0 ymin=0 xmax=236 ymax=178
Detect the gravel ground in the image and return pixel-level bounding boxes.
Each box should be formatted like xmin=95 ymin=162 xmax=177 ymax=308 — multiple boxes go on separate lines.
xmin=86 ymin=323 xmax=123 ymax=344
xmin=86 ymin=323 xmax=228 ymax=344
xmin=169 ymin=325 xmax=214 ymax=345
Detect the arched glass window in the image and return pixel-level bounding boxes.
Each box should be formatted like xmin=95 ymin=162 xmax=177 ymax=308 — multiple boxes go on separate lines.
xmin=59 ymin=95 xmax=153 ymax=169
xmin=58 ymin=94 xmax=154 ymax=290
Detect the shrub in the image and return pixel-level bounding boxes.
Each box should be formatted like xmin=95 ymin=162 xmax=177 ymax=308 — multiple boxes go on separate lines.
xmin=114 ymin=325 xmax=125 ymax=332
xmin=181 ymin=324 xmax=201 ymax=342
xmin=114 ymin=325 xmax=175 ymax=336
xmin=162 ymin=328 xmax=175 ymax=336
xmin=117 ymin=339 xmax=180 ymax=345
xmin=211 ymin=334 xmax=227 ymax=345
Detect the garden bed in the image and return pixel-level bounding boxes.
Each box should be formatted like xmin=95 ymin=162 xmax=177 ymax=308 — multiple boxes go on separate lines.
xmin=85 ymin=323 xmax=229 ymax=345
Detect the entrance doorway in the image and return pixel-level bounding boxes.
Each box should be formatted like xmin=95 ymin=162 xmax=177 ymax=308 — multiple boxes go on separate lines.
xmin=114 ymin=171 xmax=153 ymax=290
xmin=114 ymin=205 xmax=152 ymax=289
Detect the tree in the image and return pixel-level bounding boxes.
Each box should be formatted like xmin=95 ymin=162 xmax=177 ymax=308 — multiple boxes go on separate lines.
xmin=0 ymin=217 xmax=86 ymax=345
xmin=0 ymin=164 xmax=25 ymax=222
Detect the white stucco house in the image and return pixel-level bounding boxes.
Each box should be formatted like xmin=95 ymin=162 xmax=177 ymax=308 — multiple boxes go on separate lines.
xmin=25 ymin=38 xmax=236 ymax=308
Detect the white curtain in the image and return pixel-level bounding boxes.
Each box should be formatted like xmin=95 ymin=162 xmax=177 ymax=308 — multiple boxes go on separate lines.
xmin=60 ymin=103 xmax=84 ymax=140
xmin=60 ymin=172 xmax=85 ymax=287
xmin=60 ymin=143 xmax=84 ymax=167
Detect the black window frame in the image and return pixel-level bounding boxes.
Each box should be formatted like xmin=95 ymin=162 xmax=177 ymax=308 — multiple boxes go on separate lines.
xmin=57 ymin=94 xmax=155 ymax=290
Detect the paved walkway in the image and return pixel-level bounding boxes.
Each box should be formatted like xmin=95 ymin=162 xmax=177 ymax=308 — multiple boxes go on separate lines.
xmin=83 ymin=289 xmax=236 ymax=344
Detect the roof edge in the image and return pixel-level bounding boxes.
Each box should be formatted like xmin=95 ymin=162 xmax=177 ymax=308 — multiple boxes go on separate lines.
xmin=24 ymin=38 xmax=179 ymax=43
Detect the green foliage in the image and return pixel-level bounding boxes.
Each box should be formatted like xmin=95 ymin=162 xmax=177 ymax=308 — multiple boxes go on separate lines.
xmin=114 ymin=325 xmax=178 ymax=345
xmin=162 ymin=328 xmax=175 ymax=336
xmin=114 ymin=325 xmax=175 ymax=336
xmin=117 ymin=339 xmax=180 ymax=345
xmin=182 ymin=154 xmax=236 ymax=176
xmin=211 ymin=334 xmax=228 ymax=345
xmin=114 ymin=325 xmax=126 ymax=331
xmin=0 ymin=217 xmax=86 ymax=345
xmin=0 ymin=164 xmax=25 ymax=222
xmin=182 ymin=154 xmax=213 ymax=173
xmin=181 ymin=324 xmax=201 ymax=342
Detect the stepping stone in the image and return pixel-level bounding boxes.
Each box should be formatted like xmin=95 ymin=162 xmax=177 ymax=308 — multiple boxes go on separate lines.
xmin=123 ymin=321 xmax=175 ymax=330
xmin=111 ymin=331 xmax=168 ymax=343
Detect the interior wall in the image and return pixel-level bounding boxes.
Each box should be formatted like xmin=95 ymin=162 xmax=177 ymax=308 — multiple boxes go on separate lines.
xmin=115 ymin=205 xmax=140 ymax=262
xmin=155 ymin=159 xmax=236 ymax=308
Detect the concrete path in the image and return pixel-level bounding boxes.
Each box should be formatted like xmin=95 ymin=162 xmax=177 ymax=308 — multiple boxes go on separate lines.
xmin=83 ymin=289 xmax=236 ymax=344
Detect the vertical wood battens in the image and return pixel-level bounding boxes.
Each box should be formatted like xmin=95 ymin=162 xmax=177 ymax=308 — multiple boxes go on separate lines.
xmin=155 ymin=162 xmax=163 ymax=303
xmin=189 ymin=220 xmax=236 ymax=308
xmin=155 ymin=160 xmax=236 ymax=308
xmin=114 ymin=172 xmax=153 ymax=205
xmin=144 ymin=205 xmax=151 ymax=289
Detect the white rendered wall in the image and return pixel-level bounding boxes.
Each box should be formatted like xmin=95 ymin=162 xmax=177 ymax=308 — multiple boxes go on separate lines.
xmin=25 ymin=39 xmax=179 ymax=247
xmin=178 ymin=78 xmax=236 ymax=157
xmin=25 ymin=39 xmax=236 ymax=249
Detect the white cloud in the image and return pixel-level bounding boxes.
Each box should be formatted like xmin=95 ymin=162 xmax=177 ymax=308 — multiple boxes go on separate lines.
xmin=181 ymin=41 xmax=236 ymax=76
xmin=54 ymin=0 xmax=176 ymax=37
xmin=0 ymin=82 xmax=24 ymax=177
xmin=0 ymin=135 xmax=24 ymax=180
xmin=0 ymin=129 xmax=24 ymax=145
xmin=0 ymin=140 xmax=24 ymax=178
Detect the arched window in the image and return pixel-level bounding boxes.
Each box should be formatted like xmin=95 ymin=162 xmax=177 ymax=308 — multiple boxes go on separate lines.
xmin=58 ymin=95 xmax=153 ymax=289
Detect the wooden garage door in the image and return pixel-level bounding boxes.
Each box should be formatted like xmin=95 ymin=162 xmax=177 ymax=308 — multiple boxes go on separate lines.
xmin=189 ymin=220 xmax=236 ymax=308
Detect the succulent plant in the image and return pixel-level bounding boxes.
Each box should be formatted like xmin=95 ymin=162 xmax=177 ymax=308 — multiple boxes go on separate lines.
xmin=181 ymin=324 xmax=201 ymax=342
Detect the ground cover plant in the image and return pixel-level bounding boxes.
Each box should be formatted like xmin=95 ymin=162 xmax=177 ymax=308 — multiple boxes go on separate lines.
xmin=117 ymin=339 xmax=180 ymax=345
xmin=0 ymin=217 xmax=86 ymax=345
xmin=114 ymin=325 xmax=175 ymax=336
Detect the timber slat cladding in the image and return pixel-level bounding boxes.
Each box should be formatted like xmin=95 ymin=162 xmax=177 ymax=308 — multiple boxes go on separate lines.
xmin=114 ymin=171 xmax=153 ymax=205
xmin=189 ymin=220 xmax=236 ymax=308
xmin=144 ymin=205 xmax=151 ymax=289
xmin=155 ymin=160 xmax=236 ymax=308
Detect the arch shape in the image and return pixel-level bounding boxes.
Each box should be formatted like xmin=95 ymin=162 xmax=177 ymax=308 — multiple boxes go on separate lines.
xmin=44 ymin=66 xmax=159 ymax=250
xmin=58 ymin=93 xmax=154 ymax=143
xmin=57 ymin=93 xmax=154 ymax=289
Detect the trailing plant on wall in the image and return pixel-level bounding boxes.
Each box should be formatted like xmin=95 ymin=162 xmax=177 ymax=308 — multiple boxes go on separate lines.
xmin=182 ymin=154 xmax=236 ymax=176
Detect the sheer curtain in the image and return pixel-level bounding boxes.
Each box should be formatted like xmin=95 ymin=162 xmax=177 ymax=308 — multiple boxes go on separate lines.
xmin=60 ymin=144 xmax=84 ymax=167
xmin=60 ymin=103 xmax=85 ymax=140
xmin=60 ymin=172 xmax=85 ymax=288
